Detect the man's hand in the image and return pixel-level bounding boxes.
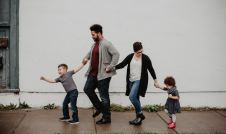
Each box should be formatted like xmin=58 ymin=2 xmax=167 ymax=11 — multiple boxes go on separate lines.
xmin=82 ymin=58 xmax=88 ymax=65
xmin=105 ymin=66 xmax=111 ymax=73
xmin=168 ymin=94 xmax=172 ymax=98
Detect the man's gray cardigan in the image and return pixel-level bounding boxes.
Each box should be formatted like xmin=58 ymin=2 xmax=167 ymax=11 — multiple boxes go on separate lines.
xmin=84 ymin=38 xmax=120 ymax=80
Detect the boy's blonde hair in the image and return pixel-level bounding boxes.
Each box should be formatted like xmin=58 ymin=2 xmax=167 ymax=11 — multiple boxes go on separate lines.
xmin=58 ymin=64 xmax=68 ymax=70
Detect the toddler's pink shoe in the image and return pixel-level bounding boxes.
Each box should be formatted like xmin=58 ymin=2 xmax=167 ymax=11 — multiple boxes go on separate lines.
xmin=168 ymin=122 xmax=176 ymax=129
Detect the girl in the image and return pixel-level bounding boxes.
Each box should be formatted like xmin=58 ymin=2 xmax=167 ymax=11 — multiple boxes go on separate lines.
xmin=157 ymin=76 xmax=181 ymax=129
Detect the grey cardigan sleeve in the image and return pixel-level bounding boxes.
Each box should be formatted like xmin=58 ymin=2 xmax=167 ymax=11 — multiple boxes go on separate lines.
xmin=107 ymin=42 xmax=120 ymax=69
xmin=84 ymin=51 xmax=91 ymax=60
xmin=84 ymin=45 xmax=94 ymax=60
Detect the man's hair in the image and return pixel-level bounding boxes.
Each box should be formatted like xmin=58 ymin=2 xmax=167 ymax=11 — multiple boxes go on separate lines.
xmin=58 ymin=64 xmax=68 ymax=70
xmin=90 ymin=24 xmax=103 ymax=34
xmin=133 ymin=42 xmax=143 ymax=52
xmin=164 ymin=76 xmax=176 ymax=87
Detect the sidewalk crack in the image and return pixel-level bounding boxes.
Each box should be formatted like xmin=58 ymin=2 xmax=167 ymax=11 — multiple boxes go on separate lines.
xmin=215 ymin=111 xmax=226 ymax=117
xmin=92 ymin=108 xmax=98 ymax=134
xmin=12 ymin=112 xmax=27 ymax=134
xmin=156 ymin=112 xmax=179 ymax=134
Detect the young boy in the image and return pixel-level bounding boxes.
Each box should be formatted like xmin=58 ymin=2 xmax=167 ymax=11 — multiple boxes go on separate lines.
xmin=156 ymin=76 xmax=181 ymax=129
xmin=40 ymin=62 xmax=86 ymax=124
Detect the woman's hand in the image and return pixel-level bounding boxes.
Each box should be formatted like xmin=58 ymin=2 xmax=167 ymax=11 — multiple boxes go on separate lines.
xmin=154 ymin=79 xmax=160 ymax=88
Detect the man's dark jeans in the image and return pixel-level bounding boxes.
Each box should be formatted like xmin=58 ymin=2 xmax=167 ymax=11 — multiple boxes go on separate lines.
xmin=63 ymin=89 xmax=79 ymax=121
xmin=84 ymin=75 xmax=111 ymax=119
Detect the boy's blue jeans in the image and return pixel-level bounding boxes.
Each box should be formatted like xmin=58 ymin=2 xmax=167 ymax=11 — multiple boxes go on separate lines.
xmin=129 ymin=80 xmax=142 ymax=114
xmin=63 ymin=89 xmax=79 ymax=121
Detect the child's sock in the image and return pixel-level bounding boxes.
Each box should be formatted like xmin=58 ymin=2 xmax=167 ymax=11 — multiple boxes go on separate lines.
xmin=164 ymin=109 xmax=172 ymax=118
xmin=172 ymin=114 xmax=176 ymax=123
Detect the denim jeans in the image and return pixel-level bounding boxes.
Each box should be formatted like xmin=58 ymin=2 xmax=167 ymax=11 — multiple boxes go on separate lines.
xmin=84 ymin=75 xmax=111 ymax=119
xmin=63 ymin=89 xmax=79 ymax=121
xmin=129 ymin=80 xmax=142 ymax=114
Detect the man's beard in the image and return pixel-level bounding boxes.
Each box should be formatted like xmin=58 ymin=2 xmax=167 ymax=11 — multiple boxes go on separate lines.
xmin=93 ymin=37 xmax=99 ymax=42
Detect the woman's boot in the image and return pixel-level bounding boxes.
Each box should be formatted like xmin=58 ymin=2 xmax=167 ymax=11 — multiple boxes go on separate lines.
xmin=130 ymin=113 xmax=145 ymax=125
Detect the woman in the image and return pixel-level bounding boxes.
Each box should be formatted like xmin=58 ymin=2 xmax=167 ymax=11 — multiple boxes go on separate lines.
xmin=114 ymin=42 xmax=159 ymax=125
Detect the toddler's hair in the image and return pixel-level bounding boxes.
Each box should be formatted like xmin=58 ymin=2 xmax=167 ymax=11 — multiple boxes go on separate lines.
xmin=58 ymin=64 xmax=68 ymax=70
xmin=164 ymin=76 xmax=176 ymax=87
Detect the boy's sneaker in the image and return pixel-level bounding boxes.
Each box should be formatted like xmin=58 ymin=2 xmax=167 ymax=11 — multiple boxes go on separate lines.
xmin=68 ymin=120 xmax=80 ymax=125
xmin=59 ymin=117 xmax=70 ymax=121
xmin=168 ymin=122 xmax=176 ymax=129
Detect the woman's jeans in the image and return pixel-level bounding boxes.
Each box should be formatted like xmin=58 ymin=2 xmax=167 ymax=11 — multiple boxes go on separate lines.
xmin=129 ymin=80 xmax=142 ymax=114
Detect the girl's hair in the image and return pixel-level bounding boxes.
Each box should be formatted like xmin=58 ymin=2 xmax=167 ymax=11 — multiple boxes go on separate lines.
xmin=58 ymin=64 xmax=68 ymax=70
xmin=164 ymin=76 xmax=176 ymax=87
xmin=133 ymin=42 xmax=143 ymax=52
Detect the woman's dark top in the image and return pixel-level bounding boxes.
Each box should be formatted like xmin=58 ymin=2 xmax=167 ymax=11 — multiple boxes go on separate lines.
xmin=115 ymin=53 xmax=157 ymax=97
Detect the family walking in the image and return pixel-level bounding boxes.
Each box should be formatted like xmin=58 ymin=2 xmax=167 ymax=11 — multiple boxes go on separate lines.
xmin=40 ymin=24 xmax=180 ymax=129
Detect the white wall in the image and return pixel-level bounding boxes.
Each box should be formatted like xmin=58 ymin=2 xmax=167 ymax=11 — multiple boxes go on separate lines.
xmin=6 ymin=0 xmax=226 ymax=107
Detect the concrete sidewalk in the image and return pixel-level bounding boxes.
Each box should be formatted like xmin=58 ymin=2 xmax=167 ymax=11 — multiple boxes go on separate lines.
xmin=0 ymin=108 xmax=226 ymax=134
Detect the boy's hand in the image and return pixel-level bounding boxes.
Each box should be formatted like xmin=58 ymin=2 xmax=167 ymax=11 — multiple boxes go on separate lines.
xmin=40 ymin=76 xmax=56 ymax=83
xmin=168 ymin=94 xmax=172 ymax=98
xmin=40 ymin=76 xmax=45 ymax=80
xmin=82 ymin=58 xmax=88 ymax=65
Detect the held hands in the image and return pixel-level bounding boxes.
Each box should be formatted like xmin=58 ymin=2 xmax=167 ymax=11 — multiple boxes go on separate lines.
xmin=154 ymin=80 xmax=160 ymax=88
xmin=105 ymin=66 xmax=111 ymax=73
xmin=82 ymin=58 xmax=88 ymax=65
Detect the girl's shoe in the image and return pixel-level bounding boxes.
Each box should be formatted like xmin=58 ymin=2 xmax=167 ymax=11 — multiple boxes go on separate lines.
xmin=167 ymin=118 xmax=173 ymax=125
xmin=168 ymin=122 xmax=176 ymax=129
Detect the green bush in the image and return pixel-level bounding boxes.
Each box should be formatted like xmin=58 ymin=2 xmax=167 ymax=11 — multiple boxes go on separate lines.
xmin=110 ymin=104 xmax=133 ymax=112
xmin=43 ymin=103 xmax=57 ymax=110
xmin=18 ymin=101 xmax=31 ymax=109
xmin=110 ymin=104 xmax=164 ymax=112
xmin=0 ymin=102 xmax=31 ymax=111
xmin=0 ymin=103 xmax=17 ymax=110
xmin=0 ymin=104 xmax=5 ymax=110
xmin=143 ymin=104 xmax=164 ymax=112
